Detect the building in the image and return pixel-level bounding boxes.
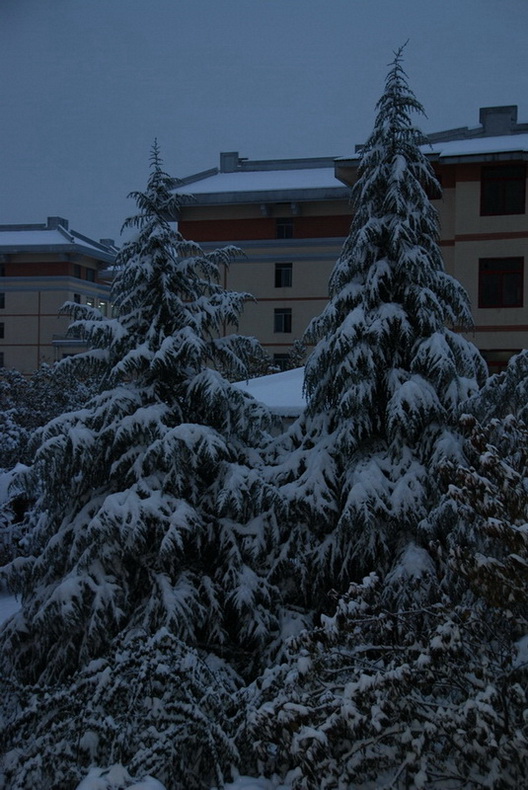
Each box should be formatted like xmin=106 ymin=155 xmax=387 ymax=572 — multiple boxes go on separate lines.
xmin=175 ymin=106 xmax=528 ymax=373
xmin=0 ymin=217 xmax=116 ymax=373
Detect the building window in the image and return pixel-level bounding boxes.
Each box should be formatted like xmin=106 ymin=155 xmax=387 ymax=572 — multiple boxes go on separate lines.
xmin=275 ymin=262 xmax=293 ymax=288
xmin=86 ymin=296 xmax=95 ymax=307
xmin=481 ymin=165 xmax=526 ymax=216
xmin=276 ymin=218 xmax=294 ymax=239
xmin=0 ymin=293 xmax=4 ymax=309
xmin=479 ymin=257 xmax=523 ymax=308
xmin=0 ymin=264 xmax=5 ymax=277
xmin=86 ymin=268 xmax=96 ymax=282
xmin=73 ymin=264 xmax=82 ymax=278
xmin=274 ymin=308 xmax=292 ymax=333
xmin=0 ymin=322 xmax=4 ymax=339
xmin=0 ymin=352 xmax=4 ymax=367
xmin=273 ymin=353 xmax=289 ymax=370
xmin=98 ymin=300 xmax=107 ymax=315
xmin=73 ymin=293 xmax=81 ymax=304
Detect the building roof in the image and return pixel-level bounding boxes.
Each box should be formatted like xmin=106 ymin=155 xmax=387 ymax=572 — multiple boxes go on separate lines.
xmin=234 ymin=366 xmax=305 ymax=416
xmin=175 ymin=106 xmax=528 ymax=207
xmin=0 ymin=217 xmax=118 ymax=264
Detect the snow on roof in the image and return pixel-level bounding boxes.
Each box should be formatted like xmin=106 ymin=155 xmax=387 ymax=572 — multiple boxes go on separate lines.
xmin=429 ymin=132 xmax=528 ymax=158
xmin=176 ymin=167 xmax=345 ymax=196
xmin=0 ymin=227 xmax=115 ymax=260
xmin=234 ymin=366 xmax=306 ymax=416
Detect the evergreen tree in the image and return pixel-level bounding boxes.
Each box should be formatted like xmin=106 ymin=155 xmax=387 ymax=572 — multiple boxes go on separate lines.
xmin=271 ymin=49 xmax=486 ymax=609
xmin=1 ymin=145 xmax=277 ymax=788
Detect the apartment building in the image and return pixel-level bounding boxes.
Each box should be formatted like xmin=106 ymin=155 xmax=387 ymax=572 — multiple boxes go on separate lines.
xmin=175 ymin=105 xmax=528 ymax=373
xmin=0 ymin=217 xmax=115 ymax=373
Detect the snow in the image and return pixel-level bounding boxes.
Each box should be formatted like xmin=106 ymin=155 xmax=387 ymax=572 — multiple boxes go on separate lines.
xmin=234 ymin=367 xmax=305 ymax=416
xmin=176 ymin=167 xmax=346 ymax=196
xmin=0 ymin=228 xmax=108 ymax=254
xmin=0 ymin=593 xmax=20 ymax=624
xmin=429 ymin=132 xmax=528 ymax=158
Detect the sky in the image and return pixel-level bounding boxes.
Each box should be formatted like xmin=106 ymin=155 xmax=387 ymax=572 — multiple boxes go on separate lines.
xmin=1 ymin=0 xmax=527 ymax=242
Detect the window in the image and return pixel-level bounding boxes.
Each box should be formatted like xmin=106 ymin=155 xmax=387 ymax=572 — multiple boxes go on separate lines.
xmin=481 ymin=165 xmax=526 ymax=216
xmin=0 ymin=264 xmax=5 ymax=277
xmin=73 ymin=264 xmax=82 ymax=278
xmin=479 ymin=257 xmax=523 ymax=308
xmin=73 ymin=293 xmax=81 ymax=304
xmin=275 ymin=262 xmax=292 ymax=288
xmin=0 ymin=352 xmax=4 ymax=367
xmin=86 ymin=296 xmax=95 ymax=307
xmin=0 ymin=322 xmax=4 ymax=339
xmin=0 ymin=293 xmax=4 ymax=309
xmin=98 ymin=300 xmax=107 ymax=315
xmin=86 ymin=268 xmax=96 ymax=282
xmin=276 ymin=217 xmax=293 ymax=239
xmin=274 ymin=308 xmax=292 ymax=333
xmin=273 ymin=353 xmax=289 ymax=370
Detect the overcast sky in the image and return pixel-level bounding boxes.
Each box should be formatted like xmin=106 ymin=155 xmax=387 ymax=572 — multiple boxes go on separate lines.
xmin=1 ymin=0 xmax=527 ymax=242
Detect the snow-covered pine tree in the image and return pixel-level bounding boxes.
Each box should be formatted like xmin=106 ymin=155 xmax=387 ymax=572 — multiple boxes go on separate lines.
xmin=271 ymin=48 xmax=486 ymax=608
xmin=1 ymin=144 xmax=280 ymax=788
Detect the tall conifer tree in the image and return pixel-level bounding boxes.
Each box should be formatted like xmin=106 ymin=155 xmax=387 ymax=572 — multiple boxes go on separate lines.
xmin=272 ymin=49 xmax=486 ymax=607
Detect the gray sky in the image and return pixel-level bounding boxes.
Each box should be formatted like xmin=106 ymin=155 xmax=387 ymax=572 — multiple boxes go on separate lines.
xmin=1 ymin=0 xmax=527 ymax=242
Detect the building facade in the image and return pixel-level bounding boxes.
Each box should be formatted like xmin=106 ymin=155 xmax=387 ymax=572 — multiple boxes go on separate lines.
xmin=0 ymin=217 xmax=115 ymax=373
xmin=175 ymin=106 xmax=528 ymax=373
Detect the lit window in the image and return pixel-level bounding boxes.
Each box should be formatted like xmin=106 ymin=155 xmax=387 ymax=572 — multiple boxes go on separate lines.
xmin=274 ymin=308 xmax=292 ymax=333
xmin=479 ymin=257 xmax=523 ymax=308
xmin=276 ymin=218 xmax=293 ymax=239
xmin=275 ymin=262 xmax=292 ymax=288
xmin=86 ymin=296 xmax=95 ymax=307
xmin=98 ymin=300 xmax=107 ymax=315
xmin=481 ymin=165 xmax=526 ymax=216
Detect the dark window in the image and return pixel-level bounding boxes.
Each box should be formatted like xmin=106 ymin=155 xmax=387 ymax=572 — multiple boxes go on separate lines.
xmin=276 ymin=217 xmax=294 ymax=239
xmin=86 ymin=268 xmax=96 ymax=282
xmin=0 ymin=293 xmax=4 ymax=309
xmin=0 ymin=264 xmax=5 ymax=277
xmin=481 ymin=165 xmax=526 ymax=216
xmin=0 ymin=352 xmax=4 ymax=367
xmin=0 ymin=322 xmax=4 ymax=339
xmin=73 ymin=293 xmax=81 ymax=304
xmin=275 ymin=262 xmax=292 ymax=288
xmin=479 ymin=257 xmax=523 ymax=308
xmin=73 ymin=264 xmax=82 ymax=278
xmin=274 ymin=308 xmax=292 ymax=333
xmin=273 ymin=353 xmax=290 ymax=370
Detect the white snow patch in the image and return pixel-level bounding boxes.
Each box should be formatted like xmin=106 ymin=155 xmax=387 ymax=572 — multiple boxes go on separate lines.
xmin=234 ymin=367 xmax=305 ymax=416
xmin=0 ymin=593 xmax=20 ymax=624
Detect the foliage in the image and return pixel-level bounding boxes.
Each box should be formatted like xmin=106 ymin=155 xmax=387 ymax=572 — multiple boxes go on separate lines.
xmin=243 ymin=572 xmax=527 ymax=789
xmin=0 ymin=363 xmax=96 ymax=470
xmin=1 ymin=629 xmax=239 ymax=790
